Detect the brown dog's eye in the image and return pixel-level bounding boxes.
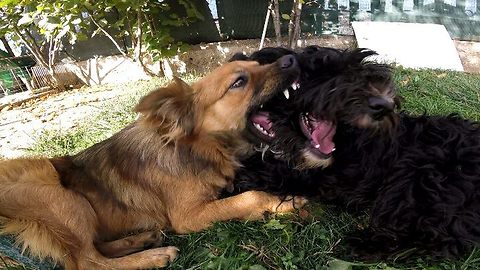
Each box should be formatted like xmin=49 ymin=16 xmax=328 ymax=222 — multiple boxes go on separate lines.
xmin=229 ymin=76 xmax=248 ymax=90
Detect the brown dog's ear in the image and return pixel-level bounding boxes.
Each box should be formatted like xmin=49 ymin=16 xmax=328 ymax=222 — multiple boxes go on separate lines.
xmin=135 ymin=77 xmax=196 ymax=140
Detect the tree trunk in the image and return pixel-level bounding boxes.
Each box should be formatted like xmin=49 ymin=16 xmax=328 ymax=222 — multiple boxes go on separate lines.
xmin=12 ymin=25 xmax=48 ymax=67
xmin=134 ymin=8 xmax=142 ymax=63
xmin=0 ymin=36 xmax=15 ymax=57
xmin=47 ymin=38 xmax=65 ymax=91
xmin=134 ymin=8 xmax=156 ymax=77
xmin=144 ymin=13 xmax=156 ymax=37
xmin=287 ymin=0 xmax=302 ymax=49
xmin=292 ymin=0 xmax=302 ymax=48
xmin=11 ymin=25 xmax=64 ymax=90
xmin=126 ymin=14 xmax=137 ymax=49
xmin=272 ymin=0 xmax=282 ymax=46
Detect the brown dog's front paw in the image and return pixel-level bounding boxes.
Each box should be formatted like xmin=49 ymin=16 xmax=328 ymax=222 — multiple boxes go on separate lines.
xmin=271 ymin=195 xmax=308 ymax=213
xmin=163 ymin=246 xmax=179 ymax=263
xmin=150 ymin=246 xmax=179 ymax=266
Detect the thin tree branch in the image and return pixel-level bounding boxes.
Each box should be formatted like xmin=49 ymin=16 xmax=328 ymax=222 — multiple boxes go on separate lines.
xmin=23 ymin=27 xmax=45 ymax=59
xmin=134 ymin=8 xmax=142 ymax=62
xmin=272 ymin=0 xmax=282 ymax=46
xmin=144 ymin=13 xmax=156 ymax=37
xmin=126 ymin=13 xmax=136 ymax=49
xmin=292 ymin=0 xmax=302 ymax=48
xmin=0 ymin=36 xmax=15 ymax=57
xmin=87 ymin=10 xmax=127 ymax=57
xmin=11 ymin=25 xmax=48 ymax=68
xmin=288 ymin=0 xmax=302 ymax=49
xmin=135 ymin=7 xmax=156 ymax=77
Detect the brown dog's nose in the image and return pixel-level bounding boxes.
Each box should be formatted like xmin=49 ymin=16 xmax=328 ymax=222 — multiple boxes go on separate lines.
xmin=278 ymin=55 xmax=298 ymax=70
xmin=368 ymin=97 xmax=394 ymax=119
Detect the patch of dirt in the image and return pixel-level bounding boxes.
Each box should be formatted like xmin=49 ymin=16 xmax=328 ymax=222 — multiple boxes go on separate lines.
xmin=0 ymin=85 xmax=131 ymax=158
xmin=180 ymin=36 xmax=356 ymax=75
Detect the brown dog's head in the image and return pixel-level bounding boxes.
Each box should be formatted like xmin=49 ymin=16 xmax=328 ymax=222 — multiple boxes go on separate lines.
xmin=135 ymin=56 xmax=300 ymax=144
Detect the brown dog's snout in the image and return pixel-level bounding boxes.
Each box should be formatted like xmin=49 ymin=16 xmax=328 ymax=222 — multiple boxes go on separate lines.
xmin=278 ymin=55 xmax=298 ymax=71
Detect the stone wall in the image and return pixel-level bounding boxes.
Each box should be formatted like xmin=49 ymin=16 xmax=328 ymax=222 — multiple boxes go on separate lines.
xmin=63 ymin=36 xmax=356 ymax=86
xmin=62 ymin=35 xmax=480 ymax=87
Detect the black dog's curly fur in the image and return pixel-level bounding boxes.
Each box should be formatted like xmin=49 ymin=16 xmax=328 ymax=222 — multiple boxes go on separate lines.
xmin=233 ymin=46 xmax=480 ymax=260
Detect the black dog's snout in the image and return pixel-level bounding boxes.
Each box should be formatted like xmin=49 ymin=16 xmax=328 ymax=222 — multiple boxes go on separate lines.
xmin=368 ymin=97 xmax=394 ymax=119
xmin=278 ymin=55 xmax=298 ymax=70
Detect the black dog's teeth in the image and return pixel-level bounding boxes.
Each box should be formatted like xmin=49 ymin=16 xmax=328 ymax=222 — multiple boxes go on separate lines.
xmin=282 ymin=83 xmax=300 ymax=99
xmin=292 ymin=82 xmax=300 ymax=91
xmin=302 ymin=113 xmax=313 ymax=133
xmin=253 ymin=123 xmax=274 ymax=137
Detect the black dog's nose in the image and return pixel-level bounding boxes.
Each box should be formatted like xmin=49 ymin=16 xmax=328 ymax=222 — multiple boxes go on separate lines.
xmin=278 ymin=55 xmax=298 ymax=70
xmin=368 ymin=97 xmax=394 ymax=119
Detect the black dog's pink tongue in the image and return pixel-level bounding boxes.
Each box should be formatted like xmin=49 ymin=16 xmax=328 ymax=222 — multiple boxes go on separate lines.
xmin=251 ymin=112 xmax=273 ymax=131
xmin=310 ymin=121 xmax=336 ymax=154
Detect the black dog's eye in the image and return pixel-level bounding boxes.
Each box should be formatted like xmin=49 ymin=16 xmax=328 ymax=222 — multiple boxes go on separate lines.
xmin=229 ymin=76 xmax=248 ymax=90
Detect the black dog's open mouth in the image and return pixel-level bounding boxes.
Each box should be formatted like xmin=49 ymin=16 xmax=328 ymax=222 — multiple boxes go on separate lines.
xmin=248 ymin=81 xmax=300 ymax=142
xmin=249 ymin=111 xmax=275 ymax=142
xmin=299 ymin=113 xmax=336 ymax=158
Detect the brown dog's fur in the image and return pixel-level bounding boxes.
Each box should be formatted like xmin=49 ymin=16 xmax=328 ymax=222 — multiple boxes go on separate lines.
xmin=0 ymin=60 xmax=303 ymax=269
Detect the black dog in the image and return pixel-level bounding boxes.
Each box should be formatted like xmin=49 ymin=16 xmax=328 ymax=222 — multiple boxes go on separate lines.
xmin=233 ymin=46 xmax=480 ymax=260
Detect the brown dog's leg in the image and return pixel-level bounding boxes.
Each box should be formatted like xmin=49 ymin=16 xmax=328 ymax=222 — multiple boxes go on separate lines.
xmin=96 ymin=231 xmax=165 ymax=258
xmin=171 ymin=191 xmax=307 ymax=233
xmin=76 ymin=246 xmax=178 ymax=270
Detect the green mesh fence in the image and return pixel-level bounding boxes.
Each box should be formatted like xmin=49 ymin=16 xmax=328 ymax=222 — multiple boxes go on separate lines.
xmin=214 ymin=0 xmax=480 ymax=41
xmin=0 ymin=52 xmax=33 ymax=96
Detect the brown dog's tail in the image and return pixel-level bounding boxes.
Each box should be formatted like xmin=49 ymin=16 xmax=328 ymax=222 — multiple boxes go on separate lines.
xmin=0 ymin=158 xmax=90 ymax=265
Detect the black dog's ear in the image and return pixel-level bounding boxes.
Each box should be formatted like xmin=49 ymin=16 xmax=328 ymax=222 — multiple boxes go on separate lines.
xmin=394 ymin=95 xmax=403 ymax=110
xmin=228 ymin=52 xmax=249 ymax=62
xmin=349 ymin=48 xmax=378 ymax=64
xmin=250 ymin=47 xmax=295 ymax=65
xmin=135 ymin=77 xmax=195 ymax=140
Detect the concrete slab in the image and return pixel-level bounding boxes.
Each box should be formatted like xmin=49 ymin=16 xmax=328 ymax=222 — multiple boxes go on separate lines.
xmin=352 ymin=22 xmax=464 ymax=71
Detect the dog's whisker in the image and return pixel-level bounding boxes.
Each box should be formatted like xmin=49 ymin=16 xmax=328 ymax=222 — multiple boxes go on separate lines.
xmin=261 ymin=145 xmax=270 ymax=161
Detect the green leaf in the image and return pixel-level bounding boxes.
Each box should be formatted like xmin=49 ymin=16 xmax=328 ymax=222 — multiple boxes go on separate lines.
xmin=56 ymin=24 xmax=70 ymax=39
xmin=76 ymin=32 xmax=88 ymax=40
xmin=249 ymin=265 xmax=267 ymax=270
xmin=71 ymin=18 xmax=82 ymax=25
xmin=18 ymin=14 xmax=33 ymax=26
xmin=69 ymin=35 xmax=77 ymax=44
xmin=326 ymin=259 xmax=354 ymax=270
xmin=36 ymin=4 xmax=45 ymax=12
xmin=37 ymin=16 xmax=48 ymax=28
xmin=0 ymin=0 xmax=18 ymax=8
xmin=281 ymin=13 xmax=291 ymax=20
xmin=263 ymin=219 xmax=286 ymax=230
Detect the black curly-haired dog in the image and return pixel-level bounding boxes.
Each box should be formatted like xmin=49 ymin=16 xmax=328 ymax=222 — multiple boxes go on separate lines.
xmin=232 ymin=46 xmax=480 ymax=260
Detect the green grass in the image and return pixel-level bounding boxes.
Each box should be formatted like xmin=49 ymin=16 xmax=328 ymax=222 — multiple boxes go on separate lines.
xmin=5 ymin=68 xmax=480 ymax=270
xmin=394 ymin=68 xmax=480 ymax=121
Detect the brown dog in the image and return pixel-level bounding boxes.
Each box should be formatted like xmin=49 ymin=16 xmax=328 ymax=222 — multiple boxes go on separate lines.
xmin=0 ymin=56 xmax=303 ymax=270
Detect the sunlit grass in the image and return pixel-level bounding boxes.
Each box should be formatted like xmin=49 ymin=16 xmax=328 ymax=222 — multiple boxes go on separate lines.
xmin=3 ymin=68 xmax=480 ymax=270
